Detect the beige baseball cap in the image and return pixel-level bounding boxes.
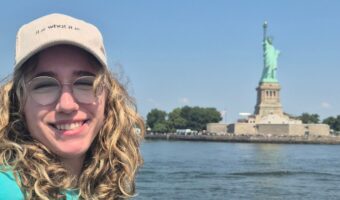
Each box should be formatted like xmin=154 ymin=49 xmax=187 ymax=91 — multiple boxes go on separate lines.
xmin=15 ymin=13 xmax=108 ymax=70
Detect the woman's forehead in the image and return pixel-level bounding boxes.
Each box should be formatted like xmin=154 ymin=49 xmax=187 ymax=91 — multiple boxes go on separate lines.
xmin=32 ymin=45 xmax=99 ymax=77
xmin=19 ymin=45 xmax=104 ymax=82
xmin=38 ymin=46 xmax=92 ymax=66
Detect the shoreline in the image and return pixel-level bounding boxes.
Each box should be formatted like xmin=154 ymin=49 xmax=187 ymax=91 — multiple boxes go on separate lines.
xmin=144 ymin=134 xmax=340 ymax=144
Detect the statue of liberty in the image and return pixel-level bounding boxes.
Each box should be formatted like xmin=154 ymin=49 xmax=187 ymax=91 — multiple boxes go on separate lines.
xmin=261 ymin=21 xmax=280 ymax=83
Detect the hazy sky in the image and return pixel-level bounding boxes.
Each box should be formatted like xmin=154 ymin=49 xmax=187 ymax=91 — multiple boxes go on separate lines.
xmin=1 ymin=0 xmax=339 ymax=123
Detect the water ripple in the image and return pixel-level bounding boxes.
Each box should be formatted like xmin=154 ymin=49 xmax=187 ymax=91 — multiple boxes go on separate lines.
xmin=229 ymin=170 xmax=340 ymax=177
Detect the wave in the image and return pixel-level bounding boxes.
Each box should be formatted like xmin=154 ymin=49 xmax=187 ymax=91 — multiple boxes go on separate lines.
xmin=140 ymin=170 xmax=340 ymax=181
xmin=229 ymin=171 xmax=340 ymax=177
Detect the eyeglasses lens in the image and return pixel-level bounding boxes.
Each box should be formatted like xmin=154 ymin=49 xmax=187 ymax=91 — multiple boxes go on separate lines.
xmin=28 ymin=76 xmax=97 ymax=105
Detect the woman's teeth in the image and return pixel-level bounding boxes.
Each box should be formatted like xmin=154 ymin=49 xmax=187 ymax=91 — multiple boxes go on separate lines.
xmin=56 ymin=122 xmax=83 ymax=131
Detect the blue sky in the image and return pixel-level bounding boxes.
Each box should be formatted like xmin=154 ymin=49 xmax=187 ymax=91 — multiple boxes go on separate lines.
xmin=1 ymin=0 xmax=339 ymax=123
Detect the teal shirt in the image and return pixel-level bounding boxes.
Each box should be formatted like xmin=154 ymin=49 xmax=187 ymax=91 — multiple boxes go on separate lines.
xmin=0 ymin=170 xmax=79 ymax=200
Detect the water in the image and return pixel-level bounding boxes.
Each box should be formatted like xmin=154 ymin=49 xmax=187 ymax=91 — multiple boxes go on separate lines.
xmin=135 ymin=140 xmax=340 ymax=200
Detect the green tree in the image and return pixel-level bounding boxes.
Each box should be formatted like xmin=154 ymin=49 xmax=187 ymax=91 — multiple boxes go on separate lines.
xmin=298 ymin=113 xmax=320 ymax=124
xmin=153 ymin=122 xmax=169 ymax=133
xmin=323 ymin=116 xmax=336 ymax=130
xmin=146 ymin=109 xmax=167 ymax=130
xmin=323 ymin=115 xmax=340 ymax=132
xmin=192 ymin=107 xmax=222 ymax=130
xmin=335 ymin=116 xmax=340 ymax=131
xmin=146 ymin=106 xmax=222 ymax=132
xmin=204 ymin=108 xmax=223 ymax=123
xmin=168 ymin=108 xmax=187 ymax=131
xmin=171 ymin=106 xmax=222 ymax=131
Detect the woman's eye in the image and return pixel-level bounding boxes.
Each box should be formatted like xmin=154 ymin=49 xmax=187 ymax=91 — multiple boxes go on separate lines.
xmin=74 ymin=79 xmax=94 ymax=91
xmin=33 ymin=82 xmax=58 ymax=90
xmin=74 ymin=77 xmax=95 ymax=89
xmin=31 ymin=84 xmax=59 ymax=94
xmin=74 ymin=81 xmax=93 ymax=86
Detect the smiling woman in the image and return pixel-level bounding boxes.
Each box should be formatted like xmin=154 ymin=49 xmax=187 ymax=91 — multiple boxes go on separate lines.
xmin=0 ymin=13 xmax=145 ymax=199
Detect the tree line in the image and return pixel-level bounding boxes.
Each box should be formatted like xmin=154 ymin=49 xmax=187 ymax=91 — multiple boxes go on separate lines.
xmin=146 ymin=109 xmax=340 ymax=134
xmin=146 ymin=106 xmax=222 ymax=133
xmin=299 ymin=113 xmax=340 ymax=133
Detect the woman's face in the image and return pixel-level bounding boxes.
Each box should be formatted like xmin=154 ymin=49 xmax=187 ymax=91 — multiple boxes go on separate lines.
xmin=24 ymin=45 xmax=106 ymax=160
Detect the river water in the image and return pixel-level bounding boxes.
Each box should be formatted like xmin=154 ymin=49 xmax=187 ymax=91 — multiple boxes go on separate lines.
xmin=135 ymin=140 xmax=340 ymax=200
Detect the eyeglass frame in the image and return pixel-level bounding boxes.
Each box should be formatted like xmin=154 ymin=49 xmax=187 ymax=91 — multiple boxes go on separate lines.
xmin=24 ymin=75 xmax=105 ymax=106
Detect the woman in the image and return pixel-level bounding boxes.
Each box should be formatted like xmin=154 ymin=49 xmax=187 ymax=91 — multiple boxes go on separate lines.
xmin=0 ymin=13 xmax=144 ymax=199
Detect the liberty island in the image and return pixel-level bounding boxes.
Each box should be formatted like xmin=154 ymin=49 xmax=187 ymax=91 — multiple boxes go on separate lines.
xmin=226 ymin=22 xmax=329 ymax=136
xmin=146 ymin=22 xmax=332 ymax=143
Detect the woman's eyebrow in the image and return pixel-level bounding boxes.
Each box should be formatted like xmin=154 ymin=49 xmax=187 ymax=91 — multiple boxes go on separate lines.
xmin=32 ymin=71 xmax=57 ymax=78
xmin=73 ymin=71 xmax=96 ymax=77
xmin=28 ymin=71 xmax=95 ymax=81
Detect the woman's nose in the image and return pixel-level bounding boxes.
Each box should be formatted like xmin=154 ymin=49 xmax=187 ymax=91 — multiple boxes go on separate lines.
xmin=55 ymin=86 xmax=79 ymax=113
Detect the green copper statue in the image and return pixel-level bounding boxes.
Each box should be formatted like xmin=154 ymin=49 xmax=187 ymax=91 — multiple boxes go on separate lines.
xmin=260 ymin=21 xmax=280 ymax=83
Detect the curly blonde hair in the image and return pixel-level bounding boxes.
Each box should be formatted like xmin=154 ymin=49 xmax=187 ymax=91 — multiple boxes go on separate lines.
xmin=0 ymin=50 xmax=145 ymax=199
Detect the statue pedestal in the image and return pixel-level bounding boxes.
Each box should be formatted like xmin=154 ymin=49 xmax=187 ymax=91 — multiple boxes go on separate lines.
xmin=254 ymin=82 xmax=284 ymax=123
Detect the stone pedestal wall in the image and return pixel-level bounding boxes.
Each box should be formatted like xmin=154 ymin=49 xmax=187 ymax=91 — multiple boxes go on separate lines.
xmin=233 ymin=123 xmax=257 ymax=135
xmin=257 ymin=124 xmax=290 ymax=135
xmin=307 ymin=124 xmax=330 ymax=136
xmin=207 ymin=123 xmax=227 ymax=134
xmin=288 ymin=124 xmax=305 ymax=136
xmin=232 ymin=123 xmax=330 ymax=136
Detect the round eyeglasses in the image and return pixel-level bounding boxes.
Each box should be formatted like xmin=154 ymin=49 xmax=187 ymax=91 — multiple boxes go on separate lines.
xmin=26 ymin=76 xmax=102 ymax=106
